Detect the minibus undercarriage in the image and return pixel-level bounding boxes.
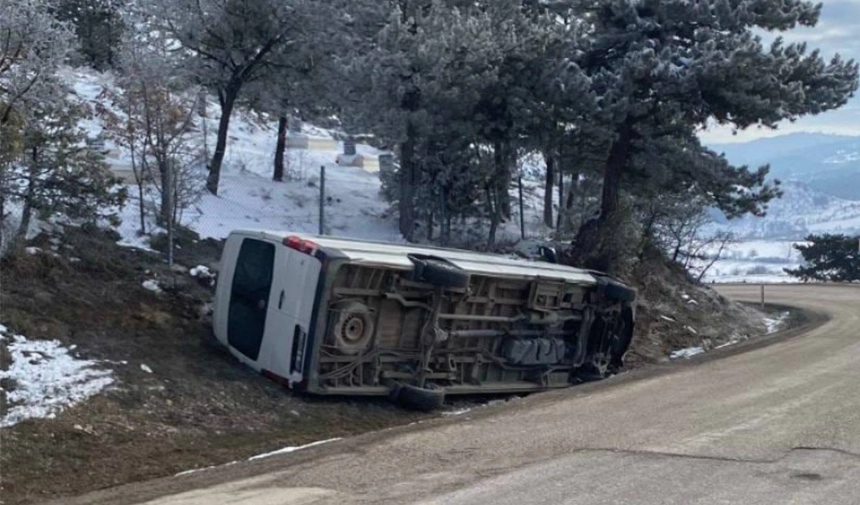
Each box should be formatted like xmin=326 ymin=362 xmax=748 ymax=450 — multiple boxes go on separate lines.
xmin=309 ymin=255 xmax=635 ymax=406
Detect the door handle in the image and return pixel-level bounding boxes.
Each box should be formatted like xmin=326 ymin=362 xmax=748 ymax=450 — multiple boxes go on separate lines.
xmin=278 ymin=290 xmax=285 ymax=310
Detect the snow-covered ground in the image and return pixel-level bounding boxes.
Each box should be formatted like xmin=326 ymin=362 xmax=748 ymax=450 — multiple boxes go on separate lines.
xmin=699 ymin=240 xmax=807 ymax=283
xmin=0 ymin=325 xmax=114 ymax=428
xmin=62 ymin=67 xmax=555 ymax=252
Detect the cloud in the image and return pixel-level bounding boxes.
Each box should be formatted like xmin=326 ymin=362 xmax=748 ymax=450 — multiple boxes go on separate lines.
xmin=700 ymin=0 xmax=860 ymax=143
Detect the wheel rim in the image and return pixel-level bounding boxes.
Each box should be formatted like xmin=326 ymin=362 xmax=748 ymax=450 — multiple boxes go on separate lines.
xmin=341 ymin=314 xmax=367 ymax=344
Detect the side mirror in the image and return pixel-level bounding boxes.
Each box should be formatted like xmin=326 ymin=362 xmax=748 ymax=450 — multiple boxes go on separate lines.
xmin=538 ymin=246 xmax=558 ymax=264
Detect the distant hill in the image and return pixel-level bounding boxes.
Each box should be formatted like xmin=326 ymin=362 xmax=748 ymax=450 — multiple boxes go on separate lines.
xmin=711 ymin=180 xmax=860 ymax=240
xmin=709 ymin=133 xmax=860 ymax=200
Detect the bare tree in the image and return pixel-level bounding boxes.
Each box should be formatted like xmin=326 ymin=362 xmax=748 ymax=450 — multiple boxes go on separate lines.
xmin=102 ymin=28 xmax=203 ymax=264
xmin=145 ymin=0 xmax=319 ymax=195
xmin=693 ymin=232 xmax=734 ymax=283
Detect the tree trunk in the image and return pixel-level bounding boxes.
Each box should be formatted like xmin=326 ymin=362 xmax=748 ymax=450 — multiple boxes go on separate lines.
xmin=17 ymin=196 xmax=32 ymax=243
xmin=493 ymin=140 xmax=512 ymax=221
xmin=557 ymin=170 xmax=565 ymax=230
xmin=561 ymin=171 xmax=577 ymax=234
xmin=206 ymin=82 xmax=240 ymax=195
xmin=398 ymin=87 xmax=420 ymax=242
xmin=500 ymin=147 xmax=512 ymax=220
xmin=159 ymin=158 xmax=174 ymax=227
xmin=137 ymin=179 xmax=146 ymax=235
xmin=439 ymin=186 xmax=448 ymax=246
xmin=16 ymin=148 xmax=37 ymax=242
xmin=128 ymin=143 xmax=146 ymax=235
xmin=599 ymin=124 xmax=633 ymax=228
xmin=638 ymin=205 xmax=658 ymax=259
xmin=274 ymin=115 xmax=287 ymax=182
xmin=573 ymin=123 xmax=633 ymax=273
xmin=486 ymin=184 xmax=499 ymax=252
xmin=556 ymin=142 xmax=565 ymax=230
xmin=543 ymin=151 xmax=555 ymax=228
xmin=399 ymin=130 xmax=416 ymax=241
xmin=426 ymin=212 xmax=434 ymax=241
xmin=0 ymin=188 xmax=6 ymax=251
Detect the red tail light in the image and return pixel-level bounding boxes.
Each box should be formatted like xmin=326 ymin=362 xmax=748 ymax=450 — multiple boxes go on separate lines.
xmin=284 ymin=235 xmax=318 ymax=255
xmin=261 ymin=369 xmax=290 ymax=387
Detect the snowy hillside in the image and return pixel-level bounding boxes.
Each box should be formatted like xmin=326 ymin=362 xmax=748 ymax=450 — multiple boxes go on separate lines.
xmin=713 ymin=180 xmax=860 ymax=240
xmin=60 ymin=68 xmax=406 ymax=247
xmin=704 ymin=182 xmax=860 ymax=284
xmin=704 ymin=134 xmax=860 ymax=283
xmin=710 ymin=133 xmax=860 ymax=200
xmin=56 ymin=68 xmax=556 ymax=251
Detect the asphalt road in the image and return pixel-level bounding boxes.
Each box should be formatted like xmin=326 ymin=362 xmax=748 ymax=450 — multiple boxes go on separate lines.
xmin=54 ymin=284 xmax=860 ymax=505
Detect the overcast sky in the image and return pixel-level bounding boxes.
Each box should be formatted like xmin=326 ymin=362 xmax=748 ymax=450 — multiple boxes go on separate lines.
xmin=700 ymin=0 xmax=860 ymax=144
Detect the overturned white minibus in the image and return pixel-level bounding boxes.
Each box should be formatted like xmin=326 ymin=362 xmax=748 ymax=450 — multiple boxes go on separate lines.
xmin=213 ymin=230 xmax=636 ymax=409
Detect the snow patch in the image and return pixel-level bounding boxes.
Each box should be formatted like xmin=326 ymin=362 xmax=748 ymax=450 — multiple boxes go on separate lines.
xmin=189 ymin=265 xmax=211 ymax=278
xmin=764 ymin=311 xmax=790 ymax=334
xmin=248 ymin=438 xmax=342 ymax=461
xmin=25 ymin=247 xmax=41 ymax=255
xmin=141 ymin=279 xmax=162 ymax=294
xmin=0 ymin=328 xmax=113 ymax=428
xmin=715 ymin=333 xmax=749 ymax=350
xmin=140 ymin=364 xmax=153 ymax=374
xmin=669 ymin=346 xmax=705 ymax=359
xmin=174 ymin=460 xmax=238 ymax=477
xmin=442 ymin=408 xmax=472 ymax=417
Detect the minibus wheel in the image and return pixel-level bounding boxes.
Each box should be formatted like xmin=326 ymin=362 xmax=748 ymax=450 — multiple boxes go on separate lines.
xmin=390 ymin=382 xmax=446 ymax=411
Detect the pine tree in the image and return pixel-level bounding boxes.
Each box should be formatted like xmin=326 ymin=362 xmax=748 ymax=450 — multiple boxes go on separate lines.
xmin=347 ymin=0 xmax=508 ymax=241
xmin=53 ymin=0 xmax=125 ymax=70
xmin=558 ymin=0 xmax=859 ymax=273
xmin=4 ymin=79 xmax=125 ymax=246
xmin=786 ymin=234 xmax=860 ymax=282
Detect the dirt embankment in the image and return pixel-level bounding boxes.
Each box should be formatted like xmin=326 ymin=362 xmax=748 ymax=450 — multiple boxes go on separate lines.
xmin=0 ymin=228 xmax=427 ymax=505
xmin=626 ymin=249 xmax=769 ymax=367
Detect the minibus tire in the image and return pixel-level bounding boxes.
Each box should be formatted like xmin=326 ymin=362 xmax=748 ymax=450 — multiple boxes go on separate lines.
xmin=408 ymin=254 xmax=470 ymax=290
xmin=601 ymin=279 xmax=636 ymax=303
xmin=392 ymin=383 xmax=446 ymax=411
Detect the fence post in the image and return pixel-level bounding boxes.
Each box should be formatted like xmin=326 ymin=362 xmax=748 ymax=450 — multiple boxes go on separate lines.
xmin=518 ymin=176 xmax=525 ymax=240
xmin=319 ymin=165 xmax=326 ymax=235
